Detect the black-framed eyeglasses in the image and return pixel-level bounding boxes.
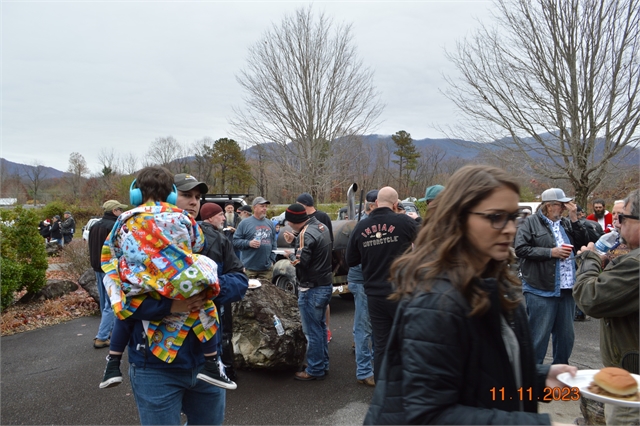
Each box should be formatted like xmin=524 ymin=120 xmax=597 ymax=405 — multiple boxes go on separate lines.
xmin=618 ymin=213 xmax=639 ymax=224
xmin=469 ymin=211 xmax=526 ymax=229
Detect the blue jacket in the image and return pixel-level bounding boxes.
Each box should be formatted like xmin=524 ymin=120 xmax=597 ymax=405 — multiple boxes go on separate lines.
xmin=125 ymin=264 xmax=248 ymax=369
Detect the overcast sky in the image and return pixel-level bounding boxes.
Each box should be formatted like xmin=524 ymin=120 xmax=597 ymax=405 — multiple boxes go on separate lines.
xmin=2 ymin=0 xmax=494 ymax=173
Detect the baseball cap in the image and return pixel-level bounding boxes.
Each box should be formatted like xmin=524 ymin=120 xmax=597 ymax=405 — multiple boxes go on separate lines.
xmin=174 ymin=173 xmax=209 ymax=194
xmin=64 ymin=211 xmax=72 ymax=215
xmin=239 ymin=205 xmax=253 ymax=213
xmin=103 ymin=200 xmax=127 ymax=212
xmin=296 ymin=193 xmax=314 ymax=207
xmin=418 ymin=185 xmax=445 ymax=202
xmin=200 ymin=203 xmax=223 ymax=220
xmin=541 ymin=188 xmax=573 ymax=203
xmin=365 ymin=190 xmax=379 ymax=202
xmin=285 ymin=203 xmax=309 ymax=224
xmin=53 ymin=215 xmax=60 ymax=220
xmin=252 ymin=196 xmax=270 ymax=207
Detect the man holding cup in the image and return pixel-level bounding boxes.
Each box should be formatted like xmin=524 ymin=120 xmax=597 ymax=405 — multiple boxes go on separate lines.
xmin=515 ymin=188 xmax=589 ymax=364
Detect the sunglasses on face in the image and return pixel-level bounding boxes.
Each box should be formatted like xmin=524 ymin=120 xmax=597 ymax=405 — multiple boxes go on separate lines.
xmin=618 ymin=213 xmax=639 ymax=224
xmin=469 ymin=211 xmax=526 ymax=230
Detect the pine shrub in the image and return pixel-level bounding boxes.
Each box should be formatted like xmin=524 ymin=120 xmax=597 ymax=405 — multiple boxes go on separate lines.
xmin=0 ymin=207 xmax=48 ymax=311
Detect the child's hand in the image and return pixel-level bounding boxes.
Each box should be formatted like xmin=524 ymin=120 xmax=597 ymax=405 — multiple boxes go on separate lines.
xmin=171 ymin=293 xmax=206 ymax=313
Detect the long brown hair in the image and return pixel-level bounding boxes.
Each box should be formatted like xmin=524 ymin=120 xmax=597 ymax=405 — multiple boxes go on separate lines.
xmin=390 ymin=165 xmax=522 ymax=316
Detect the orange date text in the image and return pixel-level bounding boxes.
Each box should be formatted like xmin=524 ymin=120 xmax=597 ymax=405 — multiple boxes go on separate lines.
xmin=490 ymin=387 xmax=580 ymax=401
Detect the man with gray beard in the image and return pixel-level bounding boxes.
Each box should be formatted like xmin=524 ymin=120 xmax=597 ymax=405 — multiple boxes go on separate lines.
xmin=574 ymin=189 xmax=639 ymax=425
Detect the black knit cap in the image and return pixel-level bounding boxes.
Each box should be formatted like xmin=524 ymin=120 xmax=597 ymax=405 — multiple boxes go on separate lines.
xmin=296 ymin=192 xmax=314 ymax=207
xmin=285 ymin=203 xmax=309 ymax=224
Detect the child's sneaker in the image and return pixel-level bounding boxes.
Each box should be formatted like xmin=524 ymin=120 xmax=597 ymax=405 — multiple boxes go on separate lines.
xmin=99 ymin=355 xmax=123 ymax=389
xmin=197 ymin=358 xmax=237 ymax=390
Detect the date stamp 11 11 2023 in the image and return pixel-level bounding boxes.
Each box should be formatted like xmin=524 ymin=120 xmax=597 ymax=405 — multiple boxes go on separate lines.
xmin=490 ymin=387 xmax=581 ymax=401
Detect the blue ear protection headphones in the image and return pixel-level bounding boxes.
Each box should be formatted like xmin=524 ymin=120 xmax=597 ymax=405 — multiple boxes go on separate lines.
xmin=129 ymin=180 xmax=178 ymax=205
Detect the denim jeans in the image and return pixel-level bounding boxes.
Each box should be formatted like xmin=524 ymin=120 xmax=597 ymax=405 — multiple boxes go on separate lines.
xmin=94 ymin=272 xmax=115 ymax=341
xmin=348 ymin=282 xmax=373 ymax=380
xmin=367 ymin=295 xmax=399 ymax=382
xmin=524 ymin=290 xmax=575 ymax=364
xmin=129 ymin=363 xmax=225 ymax=425
xmin=298 ymin=285 xmax=332 ymax=377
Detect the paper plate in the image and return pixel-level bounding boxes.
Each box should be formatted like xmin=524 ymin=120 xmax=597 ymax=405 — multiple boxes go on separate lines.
xmin=557 ymin=369 xmax=640 ymax=408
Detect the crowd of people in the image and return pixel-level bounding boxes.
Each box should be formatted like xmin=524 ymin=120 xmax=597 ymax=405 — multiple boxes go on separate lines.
xmin=38 ymin=211 xmax=75 ymax=246
xmin=37 ymin=164 xmax=638 ymax=425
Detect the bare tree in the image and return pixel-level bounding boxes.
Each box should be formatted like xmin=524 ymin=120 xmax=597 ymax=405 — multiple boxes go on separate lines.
xmin=444 ymin=0 xmax=639 ymax=207
xmin=119 ymin=152 xmax=139 ymax=176
xmin=191 ymin=137 xmax=216 ymax=187
xmin=412 ymin=145 xmax=448 ymax=196
xmin=98 ymin=148 xmax=119 ymax=176
xmin=145 ymin=136 xmax=185 ymax=172
xmin=231 ymin=6 xmax=383 ymax=199
xmin=250 ymin=144 xmax=269 ymax=198
xmin=66 ymin=152 xmax=90 ymax=201
xmin=345 ymin=137 xmax=376 ymax=196
xmin=23 ymin=161 xmax=48 ymax=206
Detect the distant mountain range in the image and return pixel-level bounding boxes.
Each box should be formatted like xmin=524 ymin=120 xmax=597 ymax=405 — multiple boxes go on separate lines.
xmin=0 ymin=158 xmax=71 ymax=179
xmin=245 ymin=133 xmax=640 ymax=165
xmin=4 ymin=133 xmax=638 ymax=178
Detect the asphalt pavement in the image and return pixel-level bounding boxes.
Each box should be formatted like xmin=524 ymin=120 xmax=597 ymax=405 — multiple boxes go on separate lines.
xmin=1 ymin=295 xmax=601 ymax=425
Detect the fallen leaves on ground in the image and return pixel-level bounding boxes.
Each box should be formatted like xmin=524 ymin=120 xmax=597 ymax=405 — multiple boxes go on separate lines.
xmin=1 ymin=267 xmax=99 ymax=336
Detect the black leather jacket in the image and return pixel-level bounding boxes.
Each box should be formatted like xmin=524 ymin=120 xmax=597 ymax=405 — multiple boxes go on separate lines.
xmin=290 ymin=217 xmax=333 ymax=288
xmin=514 ymin=210 xmax=588 ymax=292
xmin=365 ymin=276 xmax=551 ymax=425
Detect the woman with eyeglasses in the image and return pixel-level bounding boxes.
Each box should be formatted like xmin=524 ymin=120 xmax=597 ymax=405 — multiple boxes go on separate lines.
xmin=514 ymin=187 xmax=589 ymax=367
xmin=365 ymin=165 xmax=576 ymax=425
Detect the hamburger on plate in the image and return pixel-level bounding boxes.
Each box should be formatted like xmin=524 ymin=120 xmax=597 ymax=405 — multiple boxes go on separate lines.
xmin=588 ymin=367 xmax=639 ymax=401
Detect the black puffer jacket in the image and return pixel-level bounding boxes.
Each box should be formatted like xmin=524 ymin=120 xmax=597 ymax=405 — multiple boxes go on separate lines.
xmin=365 ymin=276 xmax=551 ymax=425
xmin=290 ymin=217 xmax=332 ymax=288
xmin=50 ymin=221 xmax=62 ymax=240
xmin=514 ymin=210 xmax=588 ymax=292
xmin=88 ymin=212 xmax=118 ymax=272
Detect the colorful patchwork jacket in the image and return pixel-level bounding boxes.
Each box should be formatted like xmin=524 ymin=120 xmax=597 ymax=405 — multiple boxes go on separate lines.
xmin=101 ymin=201 xmax=220 ymax=363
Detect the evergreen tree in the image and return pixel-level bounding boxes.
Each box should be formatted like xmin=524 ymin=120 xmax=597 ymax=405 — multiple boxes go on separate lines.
xmin=391 ymin=130 xmax=420 ymax=195
xmin=211 ymin=138 xmax=253 ymax=193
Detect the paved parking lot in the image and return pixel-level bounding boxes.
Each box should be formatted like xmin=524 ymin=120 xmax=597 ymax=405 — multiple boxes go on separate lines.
xmin=1 ymin=295 xmax=601 ymax=425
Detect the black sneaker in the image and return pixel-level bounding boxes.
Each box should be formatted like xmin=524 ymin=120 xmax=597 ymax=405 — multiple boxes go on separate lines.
xmin=99 ymin=356 xmax=123 ymax=389
xmin=224 ymin=365 xmax=237 ymax=382
xmin=197 ymin=358 xmax=237 ymax=390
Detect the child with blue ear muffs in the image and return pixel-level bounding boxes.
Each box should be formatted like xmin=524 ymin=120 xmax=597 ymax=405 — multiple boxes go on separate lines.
xmin=99 ymin=166 xmax=236 ymax=391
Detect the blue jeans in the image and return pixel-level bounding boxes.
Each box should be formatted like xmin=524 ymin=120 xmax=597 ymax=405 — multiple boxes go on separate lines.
xmin=129 ymin=363 xmax=225 ymax=425
xmin=94 ymin=272 xmax=115 ymax=341
xmin=348 ymin=282 xmax=373 ymax=380
xmin=524 ymin=290 xmax=575 ymax=364
xmin=298 ymin=285 xmax=332 ymax=377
